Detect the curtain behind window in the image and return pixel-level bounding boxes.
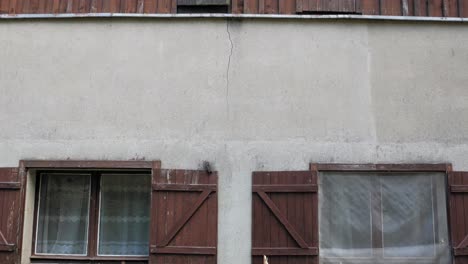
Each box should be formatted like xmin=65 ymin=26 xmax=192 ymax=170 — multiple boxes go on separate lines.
xmin=36 ymin=174 xmax=90 ymax=255
xmin=98 ymin=174 xmax=151 ymax=256
xmin=319 ymin=172 xmax=450 ymax=264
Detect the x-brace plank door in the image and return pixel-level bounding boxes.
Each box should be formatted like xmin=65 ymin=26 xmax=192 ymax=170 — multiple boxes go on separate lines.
xmin=252 ymin=171 xmax=318 ymax=264
xmin=150 ymin=169 xmax=218 ymax=264
xmin=450 ymin=171 xmax=468 ymax=260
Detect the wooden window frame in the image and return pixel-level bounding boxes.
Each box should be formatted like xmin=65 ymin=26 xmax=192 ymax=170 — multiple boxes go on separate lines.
xmin=18 ymin=160 xmax=160 ymax=263
xmin=311 ymin=163 xmax=453 ymax=264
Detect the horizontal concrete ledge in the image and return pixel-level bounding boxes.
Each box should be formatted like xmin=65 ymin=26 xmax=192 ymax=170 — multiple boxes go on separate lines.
xmin=0 ymin=13 xmax=467 ymax=23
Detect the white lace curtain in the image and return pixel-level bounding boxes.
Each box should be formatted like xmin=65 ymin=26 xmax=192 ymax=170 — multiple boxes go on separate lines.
xmin=36 ymin=173 xmax=151 ymax=256
xmin=98 ymin=174 xmax=151 ymax=256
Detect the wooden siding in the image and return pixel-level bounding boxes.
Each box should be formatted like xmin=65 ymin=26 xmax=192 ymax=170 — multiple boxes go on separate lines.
xmin=150 ymin=169 xmax=218 ymax=264
xmin=252 ymin=171 xmax=318 ymax=264
xmin=1 ymin=0 xmax=467 ymax=17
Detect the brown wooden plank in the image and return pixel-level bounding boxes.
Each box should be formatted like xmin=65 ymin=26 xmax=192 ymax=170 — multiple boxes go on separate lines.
xmin=20 ymin=0 xmax=30 ymax=14
xmin=0 ymin=244 xmax=15 ymax=252
xmin=253 ymin=184 xmax=317 ymax=192
xmin=120 ymin=0 xmax=137 ymax=12
xmin=0 ymin=0 xmax=9 ymax=14
xmin=257 ymin=191 xmax=309 ymax=248
xmin=143 ymin=0 xmax=156 ymax=12
xmin=54 ymin=0 xmax=62 ymax=12
xmin=252 ymin=247 xmax=318 ymax=256
xmin=22 ymin=160 xmax=156 ymax=169
xmin=264 ymin=0 xmax=278 ymax=13
xmin=313 ymin=163 xmax=450 ymax=172
xmin=455 ymin=172 xmax=465 ymax=251
xmin=407 ymin=0 xmax=415 ymax=15
xmin=101 ymin=0 xmax=110 ymax=11
xmin=151 ymin=246 xmax=216 ymax=255
xmin=156 ymin=0 xmax=171 ymax=13
xmin=7 ymin=0 xmax=15 ymax=13
xmin=453 ymin=173 xmax=466 ymax=253
xmin=414 ymin=0 xmax=428 ymax=16
xmin=43 ymin=0 xmax=54 ymax=14
xmin=89 ymin=0 xmax=101 ymax=12
xmin=460 ymin=0 xmax=468 ymax=17
xmin=443 ymin=0 xmax=460 ymax=17
xmin=0 ymin=183 xmax=20 ymax=190
xmin=271 ymin=172 xmax=293 ymax=252
xmin=379 ymin=0 xmax=401 ymax=15
xmin=261 ymin=172 xmax=271 ymax=250
xmin=77 ymin=0 xmax=89 ymax=12
xmin=279 ymin=0 xmax=295 ymax=14
xmin=429 ymin=0 xmax=443 ymax=16
xmin=136 ymin=0 xmax=144 ymax=12
xmin=37 ymin=0 xmax=47 ymax=12
xmin=151 ymin=169 xmax=166 ymax=264
xmin=462 ymin=172 xmax=468 ymax=256
xmin=286 ymin=173 xmax=297 ymax=261
xmin=455 ymin=247 xmax=468 ymax=256
xmin=453 ymin=185 xmax=468 ymax=193
xmin=170 ymin=170 xmax=184 ymax=248
xmin=206 ymin=173 xmax=217 ymax=250
xmin=232 ymin=0 xmax=244 ymax=13
xmin=244 ymin=0 xmax=259 ymax=13
xmin=109 ymin=0 xmax=121 ymax=12
xmin=18 ymin=0 xmax=28 ymax=13
xmin=153 ymin=183 xmax=217 ymax=191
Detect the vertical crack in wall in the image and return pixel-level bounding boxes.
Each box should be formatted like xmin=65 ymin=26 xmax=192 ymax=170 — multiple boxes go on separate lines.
xmin=225 ymin=19 xmax=234 ymax=120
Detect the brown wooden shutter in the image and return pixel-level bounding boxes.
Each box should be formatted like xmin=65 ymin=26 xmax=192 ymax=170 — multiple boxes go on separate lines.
xmin=150 ymin=169 xmax=217 ymax=264
xmin=252 ymin=171 xmax=318 ymax=264
xmin=296 ymin=0 xmax=360 ymax=14
xmin=450 ymin=171 xmax=468 ymax=263
xmin=0 ymin=168 xmax=21 ymax=264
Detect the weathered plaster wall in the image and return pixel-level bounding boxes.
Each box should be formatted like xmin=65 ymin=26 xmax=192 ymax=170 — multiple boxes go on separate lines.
xmin=1 ymin=19 xmax=468 ymax=263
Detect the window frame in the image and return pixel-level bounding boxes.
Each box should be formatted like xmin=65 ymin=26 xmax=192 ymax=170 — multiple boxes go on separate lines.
xmin=311 ymin=163 xmax=453 ymax=264
xmin=30 ymin=168 xmax=153 ymax=262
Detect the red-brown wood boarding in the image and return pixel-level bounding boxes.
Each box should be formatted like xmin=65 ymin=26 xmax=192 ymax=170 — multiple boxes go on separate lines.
xmin=1 ymin=0 xmax=468 ymax=17
xmin=252 ymin=171 xmax=318 ymax=264
xmin=0 ymin=168 xmax=21 ymax=264
xmin=150 ymin=169 xmax=218 ymax=264
xmin=450 ymin=171 xmax=468 ymax=263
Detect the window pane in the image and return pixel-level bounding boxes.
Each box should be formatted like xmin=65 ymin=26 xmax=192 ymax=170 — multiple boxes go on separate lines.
xmin=381 ymin=173 xmax=449 ymax=260
xmin=319 ymin=173 xmax=373 ymax=258
xmin=98 ymin=174 xmax=151 ymax=256
xmin=36 ymin=174 xmax=90 ymax=255
xmin=319 ymin=172 xmax=451 ymax=264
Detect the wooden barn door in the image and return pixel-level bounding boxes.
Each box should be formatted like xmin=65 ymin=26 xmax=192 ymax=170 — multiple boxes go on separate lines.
xmin=0 ymin=168 xmax=21 ymax=264
xmin=252 ymin=171 xmax=318 ymax=264
xmin=150 ymin=169 xmax=218 ymax=264
xmin=450 ymin=171 xmax=468 ymax=263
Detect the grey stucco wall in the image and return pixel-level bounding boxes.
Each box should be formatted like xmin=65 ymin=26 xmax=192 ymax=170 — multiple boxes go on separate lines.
xmin=1 ymin=18 xmax=468 ymax=263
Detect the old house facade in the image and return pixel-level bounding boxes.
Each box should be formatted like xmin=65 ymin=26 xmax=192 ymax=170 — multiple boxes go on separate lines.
xmin=1 ymin=1 xmax=468 ymax=264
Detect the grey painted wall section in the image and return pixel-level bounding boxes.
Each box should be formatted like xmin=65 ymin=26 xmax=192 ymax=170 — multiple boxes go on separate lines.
xmin=1 ymin=19 xmax=468 ymax=263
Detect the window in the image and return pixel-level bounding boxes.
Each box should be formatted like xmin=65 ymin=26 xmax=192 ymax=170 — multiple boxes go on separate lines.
xmin=33 ymin=171 xmax=151 ymax=260
xmin=177 ymin=0 xmax=229 ymax=13
xmin=319 ymin=172 xmax=451 ymax=264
